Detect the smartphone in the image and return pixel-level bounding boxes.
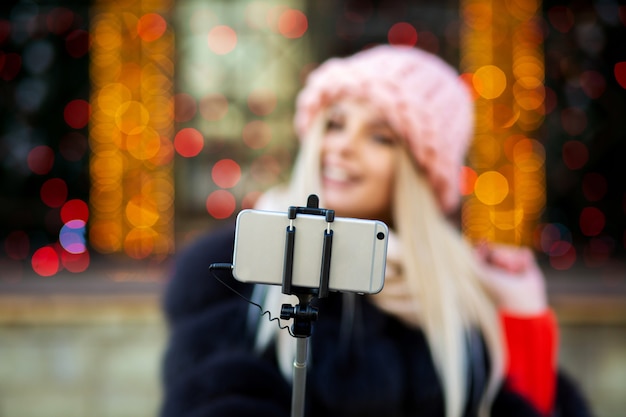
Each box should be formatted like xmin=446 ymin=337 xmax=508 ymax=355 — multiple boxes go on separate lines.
xmin=232 ymin=209 xmax=388 ymax=294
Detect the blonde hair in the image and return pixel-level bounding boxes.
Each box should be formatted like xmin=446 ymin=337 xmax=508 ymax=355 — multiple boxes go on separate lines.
xmin=253 ymin=112 xmax=504 ymax=417
xmin=392 ymin=148 xmax=504 ymax=417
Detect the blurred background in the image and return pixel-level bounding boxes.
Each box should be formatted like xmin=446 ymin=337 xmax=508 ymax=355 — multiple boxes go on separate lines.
xmin=0 ymin=0 xmax=625 ymax=416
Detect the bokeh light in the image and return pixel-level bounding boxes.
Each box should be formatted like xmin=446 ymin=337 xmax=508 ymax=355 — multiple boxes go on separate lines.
xmin=247 ymin=89 xmax=277 ymax=116
xmin=47 ymin=7 xmax=75 ymax=34
xmin=388 ymin=22 xmax=418 ymax=46
xmin=207 ymin=25 xmax=237 ymax=55
xmin=61 ymin=199 xmax=89 ymax=223
xmin=41 ymin=178 xmax=68 ymax=208
xmin=89 ymin=3 xmax=175 ymax=258
xmin=27 ymin=145 xmax=55 ymax=175
xmin=278 ymin=8 xmax=308 ymax=39
xmin=61 ymin=250 xmax=90 ymax=273
xmin=562 ymin=140 xmax=588 ymax=170
xmin=137 ymin=13 xmax=167 ymax=42
xmin=547 ymin=6 xmax=574 ymax=33
xmin=31 ymin=246 xmax=59 ymax=277
xmin=474 ymin=171 xmax=509 ymax=205
xmin=64 ymin=99 xmax=91 ymax=129
xmin=580 ymin=70 xmax=606 ymax=99
xmin=459 ymin=166 xmax=478 ymax=196
xmin=212 ymin=159 xmax=241 ymax=189
xmin=549 ymin=240 xmax=576 ymax=270
xmin=115 ymin=101 xmax=150 ymax=134
xmin=242 ymin=120 xmax=272 ymax=149
xmin=174 ymin=128 xmax=204 ymax=157
xmin=561 ymin=107 xmax=587 ymax=136
xmin=473 ymin=65 xmax=507 ymax=99
xmin=199 ymin=93 xmax=228 ymax=121
xmin=461 ymin=0 xmax=546 ymax=247
xmin=579 ymin=207 xmax=605 ymax=237
xmin=206 ymin=190 xmax=236 ymax=219
xmin=65 ymin=29 xmax=90 ymax=58
xmin=59 ymin=219 xmax=87 ymax=254
xmin=126 ymin=195 xmax=159 ymax=228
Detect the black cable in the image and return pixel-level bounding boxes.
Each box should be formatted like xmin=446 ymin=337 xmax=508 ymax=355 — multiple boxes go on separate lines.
xmin=209 ymin=263 xmax=295 ymax=337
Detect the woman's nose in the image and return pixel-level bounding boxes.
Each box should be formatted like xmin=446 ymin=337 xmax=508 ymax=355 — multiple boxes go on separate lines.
xmin=334 ymin=129 xmax=359 ymax=153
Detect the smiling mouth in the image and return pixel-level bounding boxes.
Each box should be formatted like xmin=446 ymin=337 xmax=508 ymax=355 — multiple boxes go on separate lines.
xmin=322 ymin=166 xmax=354 ymax=183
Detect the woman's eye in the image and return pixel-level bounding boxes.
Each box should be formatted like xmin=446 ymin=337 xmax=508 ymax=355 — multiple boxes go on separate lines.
xmin=326 ymin=119 xmax=343 ymax=131
xmin=372 ymin=134 xmax=396 ymax=146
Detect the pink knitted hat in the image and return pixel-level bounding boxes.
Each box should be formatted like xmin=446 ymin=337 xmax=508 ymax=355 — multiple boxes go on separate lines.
xmin=294 ymin=45 xmax=474 ymax=213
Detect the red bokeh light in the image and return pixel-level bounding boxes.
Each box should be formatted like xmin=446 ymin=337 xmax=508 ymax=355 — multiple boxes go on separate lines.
xmin=61 ymin=250 xmax=90 ymax=273
xmin=459 ymin=73 xmax=480 ymax=101
xmin=47 ymin=7 xmax=75 ymax=35
xmin=241 ymin=191 xmax=262 ymax=210
xmin=560 ymin=107 xmax=587 ymax=136
xmin=561 ymin=140 xmax=588 ymax=170
xmin=459 ymin=166 xmax=478 ymax=196
xmin=579 ymin=207 xmax=605 ymax=237
xmin=580 ymin=71 xmax=606 ymax=99
xmin=41 ymin=178 xmax=68 ymax=208
xmin=278 ymin=9 xmax=308 ymax=39
xmin=206 ymin=190 xmax=236 ymax=219
xmin=66 ymin=29 xmax=90 ymax=58
xmin=61 ymin=199 xmax=89 ymax=223
xmin=174 ymin=128 xmax=204 ymax=157
xmin=27 ymin=145 xmax=55 ymax=175
xmin=417 ymin=30 xmax=439 ymax=54
xmin=64 ymin=99 xmax=91 ymax=129
xmin=32 ymin=246 xmax=60 ymax=277
xmin=388 ymin=22 xmax=418 ymax=47
xmin=549 ymin=241 xmax=576 ymax=270
xmin=212 ymin=159 xmax=241 ymax=188
xmin=547 ymin=6 xmax=574 ymax=33
xmin=137 ymin=13 xmax=167 ymax=42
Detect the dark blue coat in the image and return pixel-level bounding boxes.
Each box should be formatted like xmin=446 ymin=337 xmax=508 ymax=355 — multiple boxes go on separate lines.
xmin=160 ymin=223 xmax=592 ymax=417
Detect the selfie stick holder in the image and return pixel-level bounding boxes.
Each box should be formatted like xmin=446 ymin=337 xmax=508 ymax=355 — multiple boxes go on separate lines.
xmin=279 ymin=194 xmax=334 ymax=417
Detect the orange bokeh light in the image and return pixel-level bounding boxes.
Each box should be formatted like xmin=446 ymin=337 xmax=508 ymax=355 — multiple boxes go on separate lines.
xmin=137 ymin=13 xmax=167 ymax=42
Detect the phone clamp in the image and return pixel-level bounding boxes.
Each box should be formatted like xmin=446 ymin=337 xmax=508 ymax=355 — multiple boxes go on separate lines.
xmin=281 ymin=194 xmax=335 ymax=301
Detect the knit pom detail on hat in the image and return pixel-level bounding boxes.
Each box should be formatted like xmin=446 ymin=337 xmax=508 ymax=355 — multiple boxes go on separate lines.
xmin=294 ymin=45 xmax=474 ymax=213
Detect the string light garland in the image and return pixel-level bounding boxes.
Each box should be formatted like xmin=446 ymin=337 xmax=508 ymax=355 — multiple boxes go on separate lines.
xmin=89 ymin=0 xmax=175 ymax=259
xmin=460 ymin=0 xmax=546 ymax=247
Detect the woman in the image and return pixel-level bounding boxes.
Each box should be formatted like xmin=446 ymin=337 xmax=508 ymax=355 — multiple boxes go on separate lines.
xmin=160 ymin=45 xmax=591 ymax=417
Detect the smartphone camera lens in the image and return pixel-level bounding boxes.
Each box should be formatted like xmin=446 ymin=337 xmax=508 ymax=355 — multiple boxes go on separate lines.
xmin=377 ymin=232 xmax=385 ymax=240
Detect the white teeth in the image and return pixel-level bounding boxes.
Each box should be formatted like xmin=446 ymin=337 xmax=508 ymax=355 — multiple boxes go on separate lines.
xmin=323 ymin=166 xmax=350 ymax=182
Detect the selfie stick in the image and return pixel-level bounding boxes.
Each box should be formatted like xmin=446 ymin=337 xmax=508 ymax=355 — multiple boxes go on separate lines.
xmin=279 ymin=194 xmax=334 ymax=417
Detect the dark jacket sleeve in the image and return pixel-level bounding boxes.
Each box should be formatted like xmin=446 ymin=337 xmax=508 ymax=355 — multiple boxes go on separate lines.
xmin=159 ymin=223 xmax=291 ymax=417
